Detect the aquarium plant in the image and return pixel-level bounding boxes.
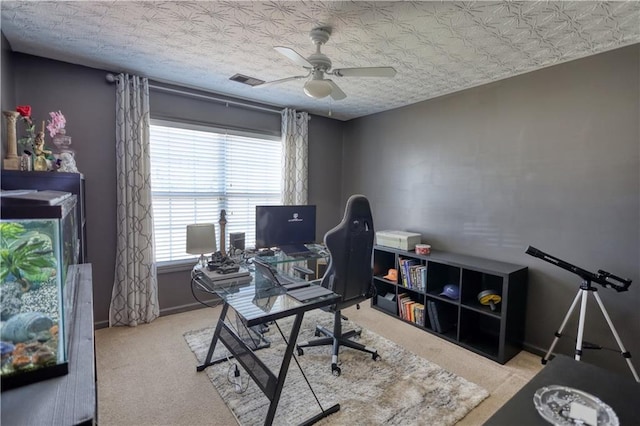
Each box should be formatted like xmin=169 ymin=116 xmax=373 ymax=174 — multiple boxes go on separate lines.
xmin=0 ymin=223 xmax=57 ymax=291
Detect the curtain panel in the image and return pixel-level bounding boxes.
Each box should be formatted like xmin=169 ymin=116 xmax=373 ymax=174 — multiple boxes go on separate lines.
xmin=281 ymin=108 xmax=309 ymax=205
xmin=109 ymin=73 xmax=159 ymax=327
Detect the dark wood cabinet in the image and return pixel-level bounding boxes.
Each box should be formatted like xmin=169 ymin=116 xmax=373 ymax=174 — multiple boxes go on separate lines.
xmin=372 ymin=245 xmax=528 ymax=364
xmin=1 ymin=264 xmax=96 ymax=425
xmin=1 ymin=170 xmax=87 ymax=263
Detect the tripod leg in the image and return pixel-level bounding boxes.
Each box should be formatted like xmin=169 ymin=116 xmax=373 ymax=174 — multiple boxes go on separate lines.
xmin=574 ymin=290 xmax=589 ymax=361
xmin=591 ymin=292 xmax=640 ymax=382
xmin=543 ymin=289 xmax=583 ymax=364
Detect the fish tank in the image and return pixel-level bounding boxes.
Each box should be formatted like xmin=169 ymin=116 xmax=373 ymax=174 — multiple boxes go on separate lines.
xmin=0 ymin=192 xmax=79 ymax=390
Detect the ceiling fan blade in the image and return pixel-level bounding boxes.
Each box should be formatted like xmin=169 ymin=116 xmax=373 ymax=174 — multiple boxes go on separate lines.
xmin=332 ymin=67 xmax=397 ymax=78
xmin=326 ymin=80 xmax=346 ymax=100
xmin=255 ymin=74 xmax=308 ymax=88
xmin=274 ymin=46 xmax=313 ymax=68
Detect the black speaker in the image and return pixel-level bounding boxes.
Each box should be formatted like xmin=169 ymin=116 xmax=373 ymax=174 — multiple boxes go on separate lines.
xmin=229 ymin=232 xmax=245 ymax=250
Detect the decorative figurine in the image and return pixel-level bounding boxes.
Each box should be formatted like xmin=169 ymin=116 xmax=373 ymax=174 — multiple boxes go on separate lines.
xmin=2 ymin=110 xmax=21 ymax=170
xmin=55 ymin=152 xmax=78 ymax=173
xmin=32 ymin=122 xmax=53 ymax=171
xmin=219 ymin=209 xmax=227 ymax=257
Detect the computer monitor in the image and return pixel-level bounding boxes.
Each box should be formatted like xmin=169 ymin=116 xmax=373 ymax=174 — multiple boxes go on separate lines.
xmin=255 ymin=205 xmax=316 ymax=249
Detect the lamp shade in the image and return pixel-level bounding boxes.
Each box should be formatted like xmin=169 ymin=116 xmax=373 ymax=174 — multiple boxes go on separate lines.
xmin=304 ymin=79 xmax=332 ymax=99
xmin=186 ymin=224 xmax=217 ymax=255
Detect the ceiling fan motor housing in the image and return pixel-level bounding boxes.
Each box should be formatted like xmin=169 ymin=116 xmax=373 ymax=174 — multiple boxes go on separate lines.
xmin=307 ymin=27 xmax=333 ymax=71
xmin=307 ymin=52 xmax=332 ymax=71
xmin=309 ymin=27 xmax=331 ymax=45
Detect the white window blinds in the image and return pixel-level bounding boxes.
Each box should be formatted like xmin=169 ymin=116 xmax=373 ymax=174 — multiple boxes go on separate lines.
xmin=150 ymin=121 xmax=282 ymax=263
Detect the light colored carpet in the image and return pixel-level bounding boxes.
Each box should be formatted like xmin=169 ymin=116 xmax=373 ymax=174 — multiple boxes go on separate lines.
xmin=95 ymin=304 xmax=543 ymax=426
xmin=184 ymin=310 xmax=489 ymax=426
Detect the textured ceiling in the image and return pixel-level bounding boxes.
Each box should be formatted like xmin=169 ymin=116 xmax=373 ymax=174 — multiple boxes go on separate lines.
xmin=2 ymin=1 xmax=639 ymax=121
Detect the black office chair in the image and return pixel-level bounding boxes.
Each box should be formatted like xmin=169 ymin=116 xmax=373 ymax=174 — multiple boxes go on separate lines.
xmin=296 ymin=194 xmax=380 ymax=376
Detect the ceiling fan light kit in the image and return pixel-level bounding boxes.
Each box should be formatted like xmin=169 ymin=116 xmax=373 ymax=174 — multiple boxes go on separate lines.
xmin=304 ymin=79 xmax=332 ymax=99
xmin=259 ymin=27 xmax=396 ymax=101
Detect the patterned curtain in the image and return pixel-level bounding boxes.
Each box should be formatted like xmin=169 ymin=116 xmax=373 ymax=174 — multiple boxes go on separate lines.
xmin=281 ymin=108 xmax=309 ymax=205
xmin=109 ymin=73 xmax=159 ymax=327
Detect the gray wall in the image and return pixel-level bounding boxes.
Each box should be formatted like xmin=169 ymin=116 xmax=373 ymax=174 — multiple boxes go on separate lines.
xmin=1 ymin=33 xmax=15 ymax=113
xmin=10 ymin=53 xmax=118 ymax=326
xmin=343 ymin=45 xmax=640 ymax=375
xmin=3 ymin=52 xmax=344 ymax=325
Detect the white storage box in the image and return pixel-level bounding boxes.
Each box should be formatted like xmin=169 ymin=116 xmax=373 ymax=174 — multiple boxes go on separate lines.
xmin=376 ymin=230 xmax=421 ymax=251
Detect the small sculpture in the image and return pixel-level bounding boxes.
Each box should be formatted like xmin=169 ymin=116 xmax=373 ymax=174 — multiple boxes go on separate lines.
xmin=56 ymin=152 xmax=78 ymax=173
xmin=219 ymin=209 xmax=227 ymax=257
xmin=32 ymin=129 xmax=53 ymax=171
xmin=2 ymin=110 xmax=21 ymax=170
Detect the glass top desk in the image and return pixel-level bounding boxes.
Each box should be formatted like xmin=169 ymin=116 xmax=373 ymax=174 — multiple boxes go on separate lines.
xmin=192 ymin=267 xmax=340 ymax=426
xmin=253 ymin=243 xmax=328 ymax=281
xmin=253 ymin=243 xmax=328 ymax=264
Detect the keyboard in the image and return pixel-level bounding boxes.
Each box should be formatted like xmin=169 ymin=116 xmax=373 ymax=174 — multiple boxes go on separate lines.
xmin=287 ymin=284 xmax=335 ymax=302
xmin=287 ymin=251 xmax=317 ymax=259
xmin=279 ymin=244 xmax=312 ymax=256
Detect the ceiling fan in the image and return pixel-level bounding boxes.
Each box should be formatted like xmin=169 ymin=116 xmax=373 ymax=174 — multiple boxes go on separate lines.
xmin=256 ymin=27 xmax=396 ymax=100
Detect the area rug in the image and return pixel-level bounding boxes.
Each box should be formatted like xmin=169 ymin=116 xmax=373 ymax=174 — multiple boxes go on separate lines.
xmin=184 ymin=310 xmax=488 ymax=426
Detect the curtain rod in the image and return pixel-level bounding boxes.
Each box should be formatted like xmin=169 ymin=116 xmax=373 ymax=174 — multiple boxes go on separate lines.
xmin=105 ymin=73 xmax=283 ymax=115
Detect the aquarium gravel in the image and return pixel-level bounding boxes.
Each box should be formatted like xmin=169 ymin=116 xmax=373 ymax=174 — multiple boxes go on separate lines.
xmin=20 ymin=280 xmax=59 ymax=323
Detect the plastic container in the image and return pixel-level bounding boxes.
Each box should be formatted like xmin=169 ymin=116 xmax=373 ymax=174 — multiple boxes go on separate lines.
xmin=415 ymin=244 xmax=431 ymax=255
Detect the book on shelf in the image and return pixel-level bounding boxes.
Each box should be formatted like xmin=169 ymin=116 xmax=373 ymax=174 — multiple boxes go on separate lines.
xmin=432 ymin=301 xmax=443 ymax=333
xmin=399 ymin=258 xmax=419 ymax=289
xmin=398 ymin=259 xmax=407 ymax=287
xmin=419 ymin=266 xmax=427 ymax=292
xmin=429 ymin=300 xmax=457 ymax=334
xmin=397 ymin=293 xmax=410 ymax=317
xmin=426 ymin=300 xmax=438 ymax=332
xmin=403 ymin=299 xmax=415 ymax=322
xmin=412 ymin=302 xmax=425 ymax=326
xmin=409 ymin=264 xmax=420 ymax=290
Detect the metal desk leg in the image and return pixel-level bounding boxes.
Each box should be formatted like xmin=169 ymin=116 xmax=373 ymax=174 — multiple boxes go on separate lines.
xmin=197 ymin=303 xmax=229 ymax=372
xmin=263 ymin=312 xmax=340 ymax=426
xmin=264 ymin=312 xmax=304 ymax=425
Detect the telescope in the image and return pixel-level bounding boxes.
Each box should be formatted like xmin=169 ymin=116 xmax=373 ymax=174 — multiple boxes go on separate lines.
xmin=526 ymin=246 xmax=631 ymax=292
xmin=527 ymin=245 xmax=638 ymax=381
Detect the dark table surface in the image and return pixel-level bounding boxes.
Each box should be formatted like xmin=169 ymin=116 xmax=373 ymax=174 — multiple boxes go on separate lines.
xmin=484 ymin=354 xmax=640 ymax=425
xmin=2 ymin=264 xmax=95 ymax=426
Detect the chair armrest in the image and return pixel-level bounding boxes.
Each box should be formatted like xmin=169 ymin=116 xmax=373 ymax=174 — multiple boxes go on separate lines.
xmin=293 ymin=265 xmax=315 ymax=279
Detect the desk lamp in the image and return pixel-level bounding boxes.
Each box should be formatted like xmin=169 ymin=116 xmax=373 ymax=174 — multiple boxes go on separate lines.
xmin=186 ymin=224 xmax=217 ymax=267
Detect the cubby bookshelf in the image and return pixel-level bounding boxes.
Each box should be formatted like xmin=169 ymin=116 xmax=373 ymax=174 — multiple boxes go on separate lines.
xmin=372 ymin=245 xmax=528 ymax=364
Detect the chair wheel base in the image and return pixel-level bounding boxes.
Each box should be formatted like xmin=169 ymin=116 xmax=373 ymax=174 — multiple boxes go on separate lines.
xmin=296 ymin=346 xmax=304 ymax=356
xmin=372 ymin=352 xmax=381 ymax=361
xmin=332 ymin=364 xmax=341 ymax=376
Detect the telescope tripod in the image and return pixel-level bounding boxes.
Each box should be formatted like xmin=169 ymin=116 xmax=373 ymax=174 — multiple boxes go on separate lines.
xmin=542 ymin=280 xmax=639 ymax=382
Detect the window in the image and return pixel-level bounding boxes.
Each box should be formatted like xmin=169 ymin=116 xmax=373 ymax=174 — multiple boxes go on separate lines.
xmin=149 ymin=120 xmax=282 ymax=264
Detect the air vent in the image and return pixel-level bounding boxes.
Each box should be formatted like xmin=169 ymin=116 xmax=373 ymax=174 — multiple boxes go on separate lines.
xmin=229 ymin=74 xmax=265 ymax=87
